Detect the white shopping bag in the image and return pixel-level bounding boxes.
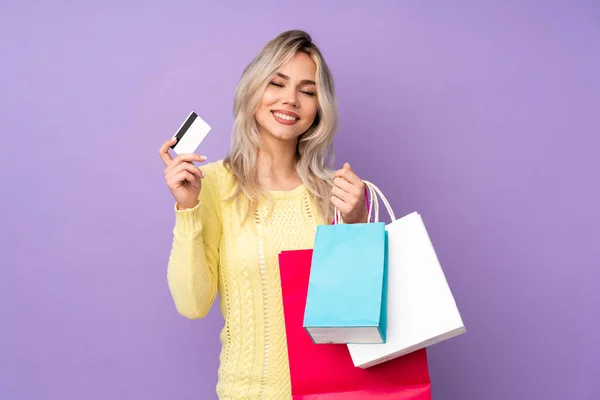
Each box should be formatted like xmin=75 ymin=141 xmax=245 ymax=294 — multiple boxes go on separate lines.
xmin=347 ymin=182 xmax=466 ymax=368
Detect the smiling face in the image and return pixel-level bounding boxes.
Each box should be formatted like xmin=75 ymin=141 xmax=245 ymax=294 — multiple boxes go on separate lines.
xmin=255 ymin=51 xmax=319 ymax=144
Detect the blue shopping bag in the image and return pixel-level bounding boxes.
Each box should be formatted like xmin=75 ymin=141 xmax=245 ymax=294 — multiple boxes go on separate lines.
xmin=303 ymin=214 xmax=388 ymax=344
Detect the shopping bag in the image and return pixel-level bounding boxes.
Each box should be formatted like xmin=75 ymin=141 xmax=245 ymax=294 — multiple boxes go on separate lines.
xmin=303 ymin=198 xmax=388 ymax=344
xmin=347 ymin=182 xmax=466 ymax=368
xmin=279 ymin=249 xmax=431 ymax=400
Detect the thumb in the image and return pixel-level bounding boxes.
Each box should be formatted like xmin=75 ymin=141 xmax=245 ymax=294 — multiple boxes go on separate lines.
xmin=343 ymin=162 xmax=352 ymax=171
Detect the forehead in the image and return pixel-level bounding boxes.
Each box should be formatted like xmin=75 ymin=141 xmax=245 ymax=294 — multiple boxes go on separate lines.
xmin=277 ymin=52 xmax=316 ymax=81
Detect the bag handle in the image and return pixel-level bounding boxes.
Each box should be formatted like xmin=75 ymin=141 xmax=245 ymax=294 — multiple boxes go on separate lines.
xmin=333 ymin=180 xmax=396 ymax=224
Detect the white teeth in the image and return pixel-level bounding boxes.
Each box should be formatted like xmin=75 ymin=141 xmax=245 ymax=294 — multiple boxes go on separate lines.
xmin=274 ymin=112 xmax=297 ymax=121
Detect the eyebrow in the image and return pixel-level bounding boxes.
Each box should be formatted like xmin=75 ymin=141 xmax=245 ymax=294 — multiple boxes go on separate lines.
xmin=276 ymin=72 xmax=316 ymax=86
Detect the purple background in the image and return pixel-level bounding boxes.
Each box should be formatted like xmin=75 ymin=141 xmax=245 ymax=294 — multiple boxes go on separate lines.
xmin=1 ymin=1 xmax=599 ymax=399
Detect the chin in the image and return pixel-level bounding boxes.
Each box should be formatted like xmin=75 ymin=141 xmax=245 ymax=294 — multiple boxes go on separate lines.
xmin=268 ymin=127 xmax=304 ymax=141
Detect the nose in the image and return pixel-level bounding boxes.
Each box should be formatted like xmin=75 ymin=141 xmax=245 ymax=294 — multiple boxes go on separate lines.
xmin=282 ymin=88 xmax=299 ymax=107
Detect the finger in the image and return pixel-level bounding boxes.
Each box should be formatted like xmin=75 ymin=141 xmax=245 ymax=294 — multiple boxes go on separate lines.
xmin=331 ymin=185 xmax=351 ymax=203
xmin=333 ymin=185 xmax=363 ymax=211
xmin=158 ymin=139 xmax=177 ymax=166
xmin=170 ymin=171 xmax=198 ymax=188
xmin=333 ymin=162 xmax=352 ymax=175
xmin=333 ymin=164 xmax=361 ymax=185
xmin=166 ymin=154 xmax=207 ymax=172
xmin=172 ymin=153 xmax=207 ymax=166
xmin=169 ymin=162 xmax=204 ymax=179
xmin=330 ymin=194 xmax=351 ymax=215
xmin=333 ymin=176 xmax=360 ymax=197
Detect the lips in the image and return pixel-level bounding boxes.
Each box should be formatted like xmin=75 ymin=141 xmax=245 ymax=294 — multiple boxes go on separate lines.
xmin=271 ymin=110 xmax=300 ymax=125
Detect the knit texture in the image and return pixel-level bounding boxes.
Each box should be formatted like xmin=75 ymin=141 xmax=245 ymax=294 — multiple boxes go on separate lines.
xmin=167 ymin=160 xmax=327 ymax=399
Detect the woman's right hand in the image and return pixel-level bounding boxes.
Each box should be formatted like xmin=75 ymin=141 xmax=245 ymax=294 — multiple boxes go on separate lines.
xmin=159 ymin=139 xmax=207 ymax=210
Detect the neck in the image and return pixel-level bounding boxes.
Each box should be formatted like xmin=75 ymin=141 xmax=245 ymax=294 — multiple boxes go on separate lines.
xmin=256 ymin=132 xmax=301 ymax=191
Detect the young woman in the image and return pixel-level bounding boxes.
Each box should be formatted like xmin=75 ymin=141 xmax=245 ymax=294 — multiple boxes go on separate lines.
xmin=158 ymin=30 xmax=369 ymax=399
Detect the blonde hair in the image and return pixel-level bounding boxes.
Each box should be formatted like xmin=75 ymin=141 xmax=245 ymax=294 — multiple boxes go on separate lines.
xmin=223 ymin=30 xmax=337 ymax=222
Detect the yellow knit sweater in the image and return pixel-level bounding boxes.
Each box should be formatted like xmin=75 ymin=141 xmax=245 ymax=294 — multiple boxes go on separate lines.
xmin=166 ymin=160 xmax=327 ymax=399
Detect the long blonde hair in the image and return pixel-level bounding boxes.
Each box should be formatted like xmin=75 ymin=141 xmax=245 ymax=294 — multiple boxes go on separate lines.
xmin=223 ymin=30 xmax=337 ymax=222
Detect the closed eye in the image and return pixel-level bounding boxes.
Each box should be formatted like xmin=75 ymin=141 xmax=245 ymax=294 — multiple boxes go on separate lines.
xmin=270 ymin=81 xmax=315 ymax=96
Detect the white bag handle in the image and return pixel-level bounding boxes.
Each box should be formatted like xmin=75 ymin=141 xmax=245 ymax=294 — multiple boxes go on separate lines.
xmin=333 ymin=180 xmax=396 ymax=224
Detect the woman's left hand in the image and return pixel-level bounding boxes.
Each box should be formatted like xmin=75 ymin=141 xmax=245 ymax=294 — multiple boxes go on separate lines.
xmin=331 ymin=162 xmax=369 ymax=224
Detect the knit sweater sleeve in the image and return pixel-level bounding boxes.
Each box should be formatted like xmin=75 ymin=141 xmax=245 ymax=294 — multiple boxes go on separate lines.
xmin=166 ymin=164 xmax=222 ymax=319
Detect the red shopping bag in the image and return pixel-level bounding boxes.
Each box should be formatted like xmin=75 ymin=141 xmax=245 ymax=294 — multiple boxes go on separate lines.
xmin=279 ymin=249 xmax=431 ymax=400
